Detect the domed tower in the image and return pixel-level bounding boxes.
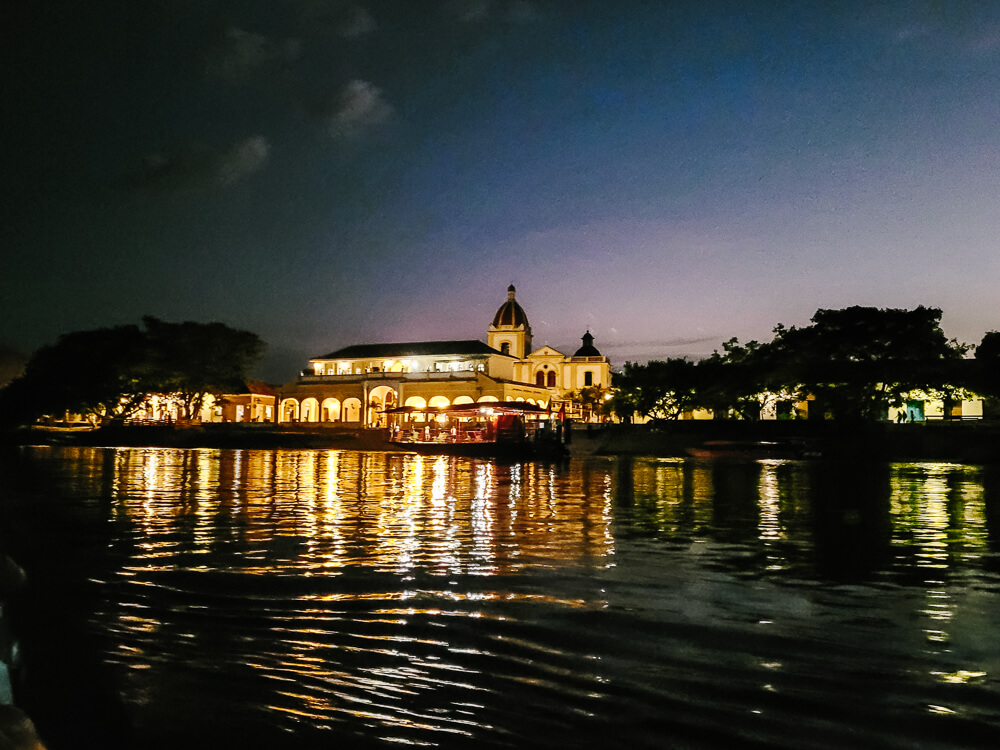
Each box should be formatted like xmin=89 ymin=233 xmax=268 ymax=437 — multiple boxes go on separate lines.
xmin=488 ymin=285 xmax=533 ymax=358
xmin=574 ymin=331 xmax=601 ymax=357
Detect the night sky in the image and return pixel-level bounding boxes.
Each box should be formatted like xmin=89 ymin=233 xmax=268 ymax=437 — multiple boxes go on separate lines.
xmin=4 ymin=1 xmax=999 ymax=383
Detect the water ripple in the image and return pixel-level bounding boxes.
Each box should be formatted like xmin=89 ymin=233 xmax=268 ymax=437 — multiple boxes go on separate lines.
xmin=4 ymin=448 xmax=1000 ymax=748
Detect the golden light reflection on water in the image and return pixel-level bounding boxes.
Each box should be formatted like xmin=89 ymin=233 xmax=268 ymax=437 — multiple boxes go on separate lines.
xmin=887 ymin=463 xmax=989 ymax=654
xmin=24 ymin=447 xmax=999 ymax=742
xmin=99 ymin=448 xmax=616 ymax=576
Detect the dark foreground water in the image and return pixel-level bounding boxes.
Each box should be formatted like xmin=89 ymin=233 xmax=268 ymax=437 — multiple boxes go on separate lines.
xmin=2 ymin=446 xmax=1000 ymax=749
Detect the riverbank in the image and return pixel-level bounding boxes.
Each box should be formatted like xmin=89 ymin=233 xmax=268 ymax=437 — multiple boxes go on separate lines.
xmin=1 ymin=423 xmax=377 ymax=451
xmin=573 ymin=420 xmax=1000 ymax=464
xmin=3 ymin=420 xmax=998 ymax=464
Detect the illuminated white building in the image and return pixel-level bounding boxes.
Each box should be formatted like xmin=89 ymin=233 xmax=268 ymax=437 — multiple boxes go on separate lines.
xmin=277 ymin=286 xmax=613 ymax=425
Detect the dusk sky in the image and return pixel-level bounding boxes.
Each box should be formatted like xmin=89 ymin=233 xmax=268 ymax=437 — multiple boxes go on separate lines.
xmin=4 ymin=0 xmax=999 ymax=383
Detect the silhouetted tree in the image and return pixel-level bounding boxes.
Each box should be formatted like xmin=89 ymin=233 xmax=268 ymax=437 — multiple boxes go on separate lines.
xmin=612 ymin=358 xmax=703 ymax=421
xmin=698 ymin=338 xmax=797 ymax=419
xmin=973 ymin=331 xmax=1000 ymax=417
xmin=0 ymin=325 xmax=150 ymax=426
xmin=770 ymin=306 xmax=967 ymax=421
xmin=974 ymin=332 xmax=1000 ymax=392
xmin=142 ymin=317 xmax=266 ymax=420
xmin=564 ymin=385 xmax=613 ymax=421
xmin=0 ymin=319 xmax=266 ymax=427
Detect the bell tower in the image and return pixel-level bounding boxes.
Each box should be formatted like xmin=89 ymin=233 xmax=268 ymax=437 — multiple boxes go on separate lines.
xmin=488 ymin=285 xmax=532 ymax=359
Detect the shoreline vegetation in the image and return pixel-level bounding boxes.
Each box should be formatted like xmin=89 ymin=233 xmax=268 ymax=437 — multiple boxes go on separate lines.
xmin=2 ymin=421 xmax=998 ymax=465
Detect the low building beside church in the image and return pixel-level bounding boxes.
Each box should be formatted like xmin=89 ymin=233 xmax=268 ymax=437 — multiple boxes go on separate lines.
xmin=277 ymin=286 xmax=613 ymax=426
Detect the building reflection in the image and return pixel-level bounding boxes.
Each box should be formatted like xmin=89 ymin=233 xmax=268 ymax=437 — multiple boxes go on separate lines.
xmin=51 ymin=447 xmax=997 ymax=586
xmin=25 ymin=446 xmax=1000 ymax=739
xmin=101 ymin=448 xmax=616 ymax=576
xmin=607 ymin=457 xmax=994 ymax=586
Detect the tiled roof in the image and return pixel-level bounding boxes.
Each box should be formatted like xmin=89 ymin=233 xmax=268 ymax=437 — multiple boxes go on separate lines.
xmin=491 ymin=285 xmax=530 ymax=329
xmin=492 ymin=299 xmax=529 ymax=328
xmin=314 ymin=340 xmax=507 ymax=360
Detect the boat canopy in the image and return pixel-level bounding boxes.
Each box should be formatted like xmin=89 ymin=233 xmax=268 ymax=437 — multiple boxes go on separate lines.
xmin=382 ymin=403 xmax=550 ymax=416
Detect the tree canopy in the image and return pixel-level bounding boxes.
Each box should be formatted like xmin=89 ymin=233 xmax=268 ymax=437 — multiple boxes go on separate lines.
xmin=0 ymin=318 xmax=265 ymax=427
xmin=769 ymin=306 xmax=967 ymax=421
xmin=142 ymin=317 xmax=266 ymax=419
xmin=974 ymin=331 xmax=1000 ymax=400
xmin=611 ymin=305 xmax=973 ymax=423
xmin=611 ymin=358 xmax=704 ymax=421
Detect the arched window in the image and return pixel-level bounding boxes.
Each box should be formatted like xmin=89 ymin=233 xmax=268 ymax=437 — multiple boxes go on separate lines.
xmin=500 ymin=342 xmax=510 ymax=355
xmin=535 ymin=371 xmax=545 ymax=386
xmin=547 ymin=371 xmax=556 ymax=387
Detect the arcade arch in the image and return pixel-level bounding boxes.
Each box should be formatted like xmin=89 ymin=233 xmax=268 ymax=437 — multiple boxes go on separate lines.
xmin=300 ymin=397 xmax=319 ymax=422
xmin=281 ymin=398 xmax=299 ymax=422
xmin=343 ymin=398 xmax=362 ymax=422
xmin=321 ymin=398 xmax=341 ymax=422
xmin=367 ymin=385 xmax=397 ymax=427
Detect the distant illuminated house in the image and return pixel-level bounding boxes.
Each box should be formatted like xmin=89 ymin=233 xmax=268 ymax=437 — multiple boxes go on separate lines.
xmin=133 ymin=383 xmax=276 ymax=424
xmin=277 ymin=286 xmax=613 ymax=425
xmin=211 ymin=382 xmax=276 ymax=423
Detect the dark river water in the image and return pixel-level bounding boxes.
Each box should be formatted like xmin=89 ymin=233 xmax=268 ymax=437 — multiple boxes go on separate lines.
xmin=2 ymin=446 xmax=999 ymax=749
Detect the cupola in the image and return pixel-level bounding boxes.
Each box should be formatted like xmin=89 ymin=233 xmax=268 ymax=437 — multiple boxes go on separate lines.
xmin=573 ymin=330 xmax=601 ymax=357
xmin=488 ymin=285 xmax=533 ymax=358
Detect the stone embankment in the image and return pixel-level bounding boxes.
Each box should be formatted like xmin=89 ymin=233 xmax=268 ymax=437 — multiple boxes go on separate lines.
xmin=572 ymin=421 xmax=1000 ymax=464
xmin=3 ymin=421 xmax=998 ymax=464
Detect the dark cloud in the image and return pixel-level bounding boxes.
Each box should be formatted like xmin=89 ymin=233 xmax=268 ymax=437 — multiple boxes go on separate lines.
xmin=446 ymin=0 xmax=493 ymax=24
xmin=323 ymin=80 xmax=393 ymax=138
xmin=292 ymin=1 xmax=376 ymax=37
xmin=218 ymin=136 xmax=271 ymax=184
xmin=124 ymin=136 xmax=270 ymax=192
xmin=337 ymin=5 xmax=376 ymax=37
xmin=442 ymin=0 xmax=538 ymax=24
xmin=602 ymin=336 xmax=721 ymax=350
xmin=204 ymin=26 xmax=301 ymax=80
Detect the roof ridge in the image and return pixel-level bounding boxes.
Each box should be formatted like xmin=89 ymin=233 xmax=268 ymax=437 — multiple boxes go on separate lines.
xmin=313 ymin=339 xmax=503 ymax=359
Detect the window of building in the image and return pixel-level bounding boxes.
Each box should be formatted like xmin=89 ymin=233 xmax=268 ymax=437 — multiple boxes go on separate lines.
xmin=547 ymin=371 xmax=556 ymax=387
xmin=535 ymin=372 xmax=545 ymax=386
xmin=584 ymin=371 xmax=593 ymax=386
xmin=500 ymin=342 xmax=510 ymax=355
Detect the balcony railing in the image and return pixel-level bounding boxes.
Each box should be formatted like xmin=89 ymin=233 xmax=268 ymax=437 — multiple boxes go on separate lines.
xmin=299 ymin=371 xmax=481 ymax=384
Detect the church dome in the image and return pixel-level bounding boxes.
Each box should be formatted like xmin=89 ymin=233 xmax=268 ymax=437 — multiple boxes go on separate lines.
xmin=573 ymin=330 xmax=601 ymax=357
xmin=491 ymin=284 xmax=530 ymax=329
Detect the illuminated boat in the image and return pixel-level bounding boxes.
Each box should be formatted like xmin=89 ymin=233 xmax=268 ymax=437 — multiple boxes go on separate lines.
xmin=383 ymin=402 xmax=569 ymax=459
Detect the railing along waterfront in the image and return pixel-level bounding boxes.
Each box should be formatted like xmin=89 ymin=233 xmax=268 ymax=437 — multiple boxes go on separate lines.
xmin=298 ymin=370 xmax=482 ymax=384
